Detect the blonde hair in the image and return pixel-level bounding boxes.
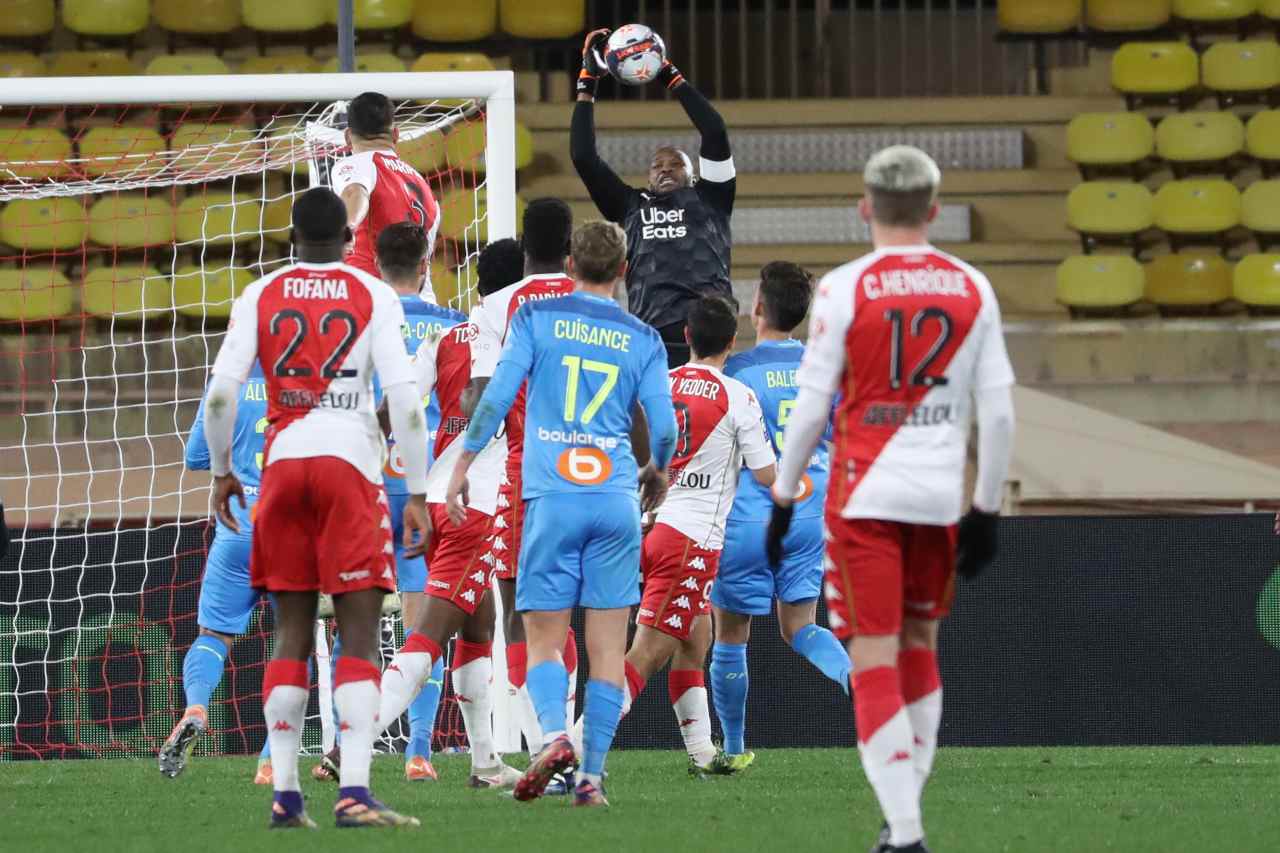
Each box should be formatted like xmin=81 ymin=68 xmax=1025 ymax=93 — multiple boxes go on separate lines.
xmin=864 ymin=145 xmax=941 ymax=227
xmin=571 ymin=220 xmax=627 ymax=284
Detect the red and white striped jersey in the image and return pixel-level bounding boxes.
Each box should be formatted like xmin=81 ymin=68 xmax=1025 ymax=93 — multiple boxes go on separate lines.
xmin=655 ymin=363 xmax=775 ymax=549
xmin=412 ymin=321 xmax=506 ymax=514
xmin=211 ymin=261 xmax=415 ymax=485
xmin=798 ymin=244 xmax=1015 ymax=526
xmin=331 ymin=149 xmax=439 ymax=279
xmin=469 ymin=272 xmax=577 ymax=469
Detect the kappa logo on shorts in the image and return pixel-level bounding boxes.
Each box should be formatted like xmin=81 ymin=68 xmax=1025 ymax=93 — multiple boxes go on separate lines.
xmin=492 ymin=537 xmax=507 ymax=551
xmin=497 ymin=493 xmax=510 ymax=509
xmin=672 ymin=595 xmax=692 ymax=611
xmin=479 ymin=552 xmax=495 ymax=566
xmin=828 ymin=610 xmax=846 ymax=630
xmin=461 ymin=589 xmax=476 ymax=603
xmin=688 ymin=556 xmax=707 ymax=571
xmin=824 ymin=581 xmax=841 ymax=600
xmin=493 ymin=516 xmax=508 ymax=530
xmin=383 ymin=542 xmax=393 ymax=555
xmin=556 ymin=447 xmax=613 ymax=486
xmin=679 ymin=577 xmax=700 ymax=591
xmin=663 ymin=614 xmax=684 ymax=631
xmin=469 ymin=570 xmax=486 ymax=585
xmin=494 ymin=558 xmax=507 ymax=574
xmin=339 ymin=570 xmax=370 ymax=582
xmin=380 ymin=515 xmax=391 ymax=530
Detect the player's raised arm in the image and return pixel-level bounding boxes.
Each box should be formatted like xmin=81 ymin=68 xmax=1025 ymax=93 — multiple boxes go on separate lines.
xmin=572 ymin=29 xmax=641 ymax=224
xmin=660 ymin=58 xmax=736 ymax=214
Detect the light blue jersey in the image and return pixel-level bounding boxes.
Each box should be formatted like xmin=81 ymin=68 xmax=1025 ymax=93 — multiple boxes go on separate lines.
xmin=715 ymin=340 xmax=832 ymax=616
xmin=464 ymin=292 xmax=677 ymax=611
xmin=186 ymin=363 xmax=268 ymax=634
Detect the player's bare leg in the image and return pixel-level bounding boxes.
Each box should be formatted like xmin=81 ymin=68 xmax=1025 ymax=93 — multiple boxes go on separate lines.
xmin=849 ymin=633 xmax=924 ymax=852
xmin=263 ymin=592 xmax=319 ymax=829
xmin=572 ymin=606 xmax=631 ymax=806
xmin=159 ymin=626 xmax=236 ymax=779
xmin=513 ymin=607 xmax=578 ymax=801
xmin=454 ymin=592 xmax=521 ymax=790
xmin=330 ymin=588 xmax=419 ymax=829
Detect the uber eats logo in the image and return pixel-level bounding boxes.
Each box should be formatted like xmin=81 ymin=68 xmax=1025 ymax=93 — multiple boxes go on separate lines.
xmin=641 ymin=207 xmax=687 ymax=240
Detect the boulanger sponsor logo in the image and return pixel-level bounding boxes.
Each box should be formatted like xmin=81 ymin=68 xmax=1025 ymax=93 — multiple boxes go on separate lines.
xmin=537 ymin=426 xmax=619 ymax=451
xmin=556 ymin=446 xmax=613 ymax=486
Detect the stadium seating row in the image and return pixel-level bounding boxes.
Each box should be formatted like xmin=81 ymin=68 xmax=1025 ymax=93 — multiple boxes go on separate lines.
xmin=0 ymin=259 xmax=480 ymax=322
xmin=1000 ymin=0 xmax=1280 ymax=35
xmin=1067 ymin=178 xmax=1280 ymax=253
xmin=1068 ymin=110 xmax=1280 ymax=178
xmin=0 ymin=188 xmax=526 ymax=251
xmin=0 ymin=1 xmax=582 ymax=44
xmin=1112 ymin=40 xmax=1280 ymax=109
xmin=0 ymin=48 xmax=498 ymax=78
xmin=1056 ymin=251 xmax=1280 ymax=311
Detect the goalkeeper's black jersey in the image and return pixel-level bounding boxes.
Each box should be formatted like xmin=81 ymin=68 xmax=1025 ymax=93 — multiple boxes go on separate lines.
xmin=619 ymin=182 xmax=735 ymax=329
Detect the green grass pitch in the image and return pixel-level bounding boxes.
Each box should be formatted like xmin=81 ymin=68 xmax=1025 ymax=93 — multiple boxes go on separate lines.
xmin=4 ymin=746 xmax=1279 ymax=852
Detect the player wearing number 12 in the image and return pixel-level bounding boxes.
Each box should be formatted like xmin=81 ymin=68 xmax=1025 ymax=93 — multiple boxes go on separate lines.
xmin=332 ymin=92 xmax=440 ymax=280
xmin=768 ymin=147 xmax=1016 ymax=853
xmin=448 ymin=221 xmax=677 ymax=806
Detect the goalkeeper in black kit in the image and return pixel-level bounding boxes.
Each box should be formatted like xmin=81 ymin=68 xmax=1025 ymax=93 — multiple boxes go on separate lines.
xmin=572 ymin=28 xmax=736 ymax=367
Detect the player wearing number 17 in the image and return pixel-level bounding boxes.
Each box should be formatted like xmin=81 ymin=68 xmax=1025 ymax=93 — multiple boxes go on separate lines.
xmin=767 ymin=147 xmax=1016 ymax=853
xmin=447 ymin=221 xmax=677 ymax=806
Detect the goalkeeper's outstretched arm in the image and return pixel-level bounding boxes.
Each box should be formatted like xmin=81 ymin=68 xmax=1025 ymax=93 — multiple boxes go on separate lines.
xmin=572 ymin=27 xmax=640 ymax=224
xmin=668 ymin=75 xmax=730 ymax=165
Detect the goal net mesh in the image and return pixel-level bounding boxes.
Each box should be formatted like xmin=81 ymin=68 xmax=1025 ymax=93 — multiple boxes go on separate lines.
xmin=0 ymin=93 xmax=495 ymax=760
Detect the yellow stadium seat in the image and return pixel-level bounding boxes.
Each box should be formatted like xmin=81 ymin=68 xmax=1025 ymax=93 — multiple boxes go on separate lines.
xmin=1145 ymin=252 xmax=1233 ymax=309
xmin=1154 ymin=111 xmax=1244 ymax=177
xmin=1056 ymin=254 xmax=1145 ymax=312
xmin=154 ymin=0 xmax=241 ymax=35
xmin=173 ymin=263 xmax=254 ymax=319
xmin=321 ymin=53 xmax=408 ymax=73
xmin=342 ymin=0 xmax=412 ymax=31
xmin=1110 ymin=42 xmax=1198 ymax=110
xmin=438 ymin=188 xmax=525 ymax=243
xmin=1066 ymin=181 xmax=1154 ymax=254
xmin=1240 ymin=179 xmax=1280 ymax=249
xmin=1085 ymin=0 xmax=1172 ymax=31
xmin=411 ymin=52 xmax=496 ymax=73
xmin=63 ymin=0 xmax=149 ymax=38
xmin=88 ymin=194 xmax=177 ymax=248
xmin=1233 ymin=253 xmax=1280 ymax=308
xmin=145 ymin=53 xmax=233 ymax=76
xmin=412 ymin=0 xmax=497 ymax=41
xmin=0 ymin=128 xmax=72 ymax=180
xmin=48 ymin=51 xmax=137 ymax=77
xmin=1066 ymin=112 xmax=1153 ymax=179
xmin=79 ymin=125 xmax=167 ymax=178
xmin=997 ymin=0 xmax=1082 ymax=33
xmin=0 ymin=1 xmax=54 ymax=40
xmin=0 ymin=53 xmax=46 ymax=78
xmin=398 ymin=131 xmax=447 ymax=174
xmin=261 ymin=194 xmax=294 ymax=244
xmin=0 ymin=198 xmax=86 ymax=251
xmin=171 ymin=123 xmax=261 ymax=174
xmin=429 ymin=260 xmax=461 ymax=306
xmin=1246 ymin=110 xmax=1280 ymax=176
xmin=240 ymin=53 xmax=320 ymax=75
xmin=516 ymin=122 xmax=533 ymax=170
xmin=1202 ymin=41 xmax=1280 ymax=108
xmin=1153 ymin=178 xmax=1241 ymax=252
xmin=500 ymin=0 xmax=584 ymax=38
xmin=1172 ymin=0 xmax=1256 ymax=23
xmin=176 ymin=193 xmax=263 ymax=246
xmin=0 ymin=266 xmax=72 ymax=323
xmin=82 ymin=265 xmax=172 ymax=319
xmin=242 ymin=0 xmax=328 ymax=34
xmin=444 ymin=120 xmax=488 ymax=173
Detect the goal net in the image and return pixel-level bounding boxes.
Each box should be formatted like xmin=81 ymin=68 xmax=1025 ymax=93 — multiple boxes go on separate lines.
xmin=0 ymin=71 xmax=517 ymax=760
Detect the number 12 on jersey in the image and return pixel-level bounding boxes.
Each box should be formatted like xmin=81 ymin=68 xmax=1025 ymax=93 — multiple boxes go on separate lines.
xmin=561 ymin=355 xmax=618 ymax=424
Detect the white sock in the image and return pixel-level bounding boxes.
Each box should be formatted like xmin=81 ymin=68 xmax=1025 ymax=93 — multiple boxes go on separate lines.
xmin=906 ymin=688 xmax=942 ymax=791
xmin=264 ymin=684 xmax=307 ymax=793
xmin=565 ymin=663 xmax=579 ymax=733
xmin=859 ymin=707 xmax=923 ymax=846
xmin=516 ymin=684 xmax=544 ymax=755
xmin=334 ymin=676 xmax=379 ymax=789
xmin=453 ymin=655 xmax=497 ymax=772
xmin=671 ymin=680 xmax=717 ymax=767
xmin=570 ymin=714 xmax=585 ymax=760
xmin=377 ymin=649 xmax=434 ymax=736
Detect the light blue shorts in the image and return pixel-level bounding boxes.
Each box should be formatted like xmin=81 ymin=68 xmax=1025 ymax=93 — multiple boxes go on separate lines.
xmin=516 ymin=491 xmax=642 ymax=612
xmin=197 ymin=504 xmax=262 ymax=635
xmin=387 ymin=490 xmax=428 ymax=593
xmin=711 ymin=514 xmax=824 ymax=616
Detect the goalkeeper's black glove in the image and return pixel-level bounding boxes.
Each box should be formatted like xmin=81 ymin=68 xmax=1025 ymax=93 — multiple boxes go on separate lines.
xmin=956 ymin=508 xmax=999 ymax=579
xmin=656 ymin=59 xmax=685 ymax=91
xmin=577 ymin=28 xmax=611 ymax=99
xmin=765 ymin=496 xmax=794 ymax=569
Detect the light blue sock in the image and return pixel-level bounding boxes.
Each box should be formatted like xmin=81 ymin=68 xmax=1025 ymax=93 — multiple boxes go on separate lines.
xmin=581 ymin=679 xmax=625 ymax=778
xmin=791 ymin=623 xmax=851 ymax=694
xmin=526 ymin=660 xmax=568 ymax=737
xmin=710 ymin=642 xmax=749 ymax=755
xmin=182 ymin=634 xmax=228 ymax=710
xmin=407 ymin=650 xmax=444 ymax=759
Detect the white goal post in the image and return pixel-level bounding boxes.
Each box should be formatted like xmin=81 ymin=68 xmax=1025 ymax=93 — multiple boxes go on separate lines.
xmin=0 ymin=71 xmax=520 ymax=759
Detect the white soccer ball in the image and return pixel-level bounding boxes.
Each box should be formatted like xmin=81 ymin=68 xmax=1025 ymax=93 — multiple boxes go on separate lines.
xmin=604 ymin=24 xmax=667 ymax=86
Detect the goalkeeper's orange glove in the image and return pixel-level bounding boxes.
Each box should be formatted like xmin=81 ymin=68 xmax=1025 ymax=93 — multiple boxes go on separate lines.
xmin=577 ymin=28 xmax=611 ymax=98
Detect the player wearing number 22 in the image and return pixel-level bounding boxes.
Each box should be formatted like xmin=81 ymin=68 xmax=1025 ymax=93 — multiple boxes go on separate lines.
xmin=332 ymin=92 xmax=440 ymax=280
xmin=448 ymin=221 xmax=677 ymax=807
xmin=202 ymin=188 xmax=431 ymax=829
xmin=769 ymin=147 xmax=1016 ymax=853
